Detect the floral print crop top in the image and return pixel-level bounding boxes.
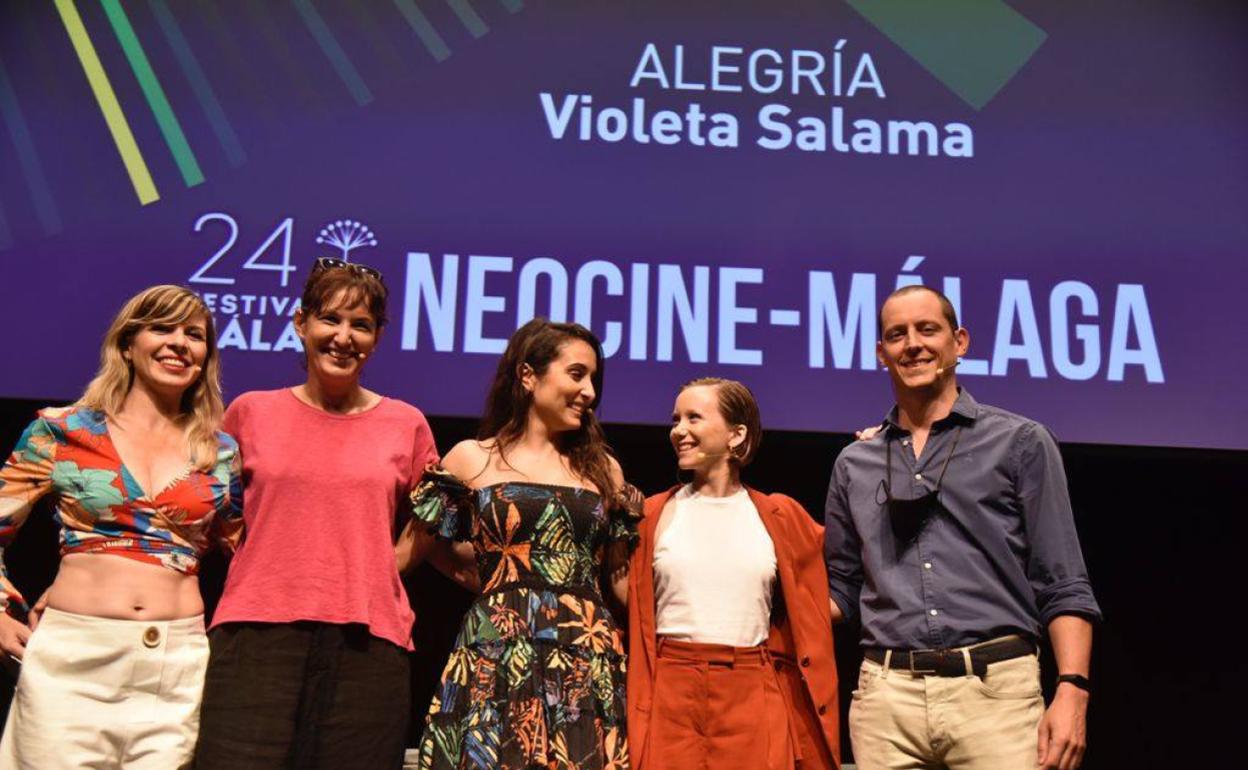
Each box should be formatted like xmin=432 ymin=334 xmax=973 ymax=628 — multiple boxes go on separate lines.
xmin=0 ymin=406 xmax=243 ymax=614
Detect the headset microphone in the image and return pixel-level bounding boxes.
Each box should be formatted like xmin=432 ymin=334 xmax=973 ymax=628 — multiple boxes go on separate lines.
xmin=935 ymin=358 xmax=961 ymax=377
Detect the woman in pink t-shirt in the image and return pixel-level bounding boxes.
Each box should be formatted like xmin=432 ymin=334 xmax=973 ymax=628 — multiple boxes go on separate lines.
xmin=194 ymin=259 xmax=441 ymax=770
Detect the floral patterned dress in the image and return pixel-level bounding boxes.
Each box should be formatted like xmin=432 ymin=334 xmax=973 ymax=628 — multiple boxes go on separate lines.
xmin=412 ymin=469 xmax=642 ymax=770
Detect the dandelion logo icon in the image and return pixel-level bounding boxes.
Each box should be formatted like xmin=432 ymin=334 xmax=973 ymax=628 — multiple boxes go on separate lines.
xmin=315 ymin=220 xmax=378 ymax=260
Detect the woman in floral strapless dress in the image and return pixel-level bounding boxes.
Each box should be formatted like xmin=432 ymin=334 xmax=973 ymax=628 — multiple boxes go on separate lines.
xmin=410 ymin=319 xmax=641 ymax=770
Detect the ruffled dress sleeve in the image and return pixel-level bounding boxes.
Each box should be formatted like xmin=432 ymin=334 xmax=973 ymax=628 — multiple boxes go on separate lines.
xmin=409 ymin=464 xmax=476 ymax=542
xmin=606 ymin=482 xmax=644 ymax=552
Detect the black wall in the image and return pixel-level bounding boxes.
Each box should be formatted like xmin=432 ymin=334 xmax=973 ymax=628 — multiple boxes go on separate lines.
xmin=0 ymin=396 xmax=1242 ymax=768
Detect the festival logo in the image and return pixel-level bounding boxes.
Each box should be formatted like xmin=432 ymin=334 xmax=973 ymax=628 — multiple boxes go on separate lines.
xmin=315 ymin=220 xmax=379 ymax=261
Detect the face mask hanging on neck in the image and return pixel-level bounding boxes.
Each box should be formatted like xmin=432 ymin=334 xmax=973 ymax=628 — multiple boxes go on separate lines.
xmin=877 ymin=426 xmax=963 ymax=548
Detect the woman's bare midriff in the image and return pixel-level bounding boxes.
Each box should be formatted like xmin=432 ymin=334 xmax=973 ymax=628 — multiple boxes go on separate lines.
xmin=45 ymin=552 xmax=204 ymax=620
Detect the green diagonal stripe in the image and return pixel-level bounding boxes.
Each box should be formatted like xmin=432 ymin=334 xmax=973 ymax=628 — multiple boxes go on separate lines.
xmin=845 ymin=0 xmax=1046 ymax=110
xmin=100 ymin=0 xmax=204 ymax=187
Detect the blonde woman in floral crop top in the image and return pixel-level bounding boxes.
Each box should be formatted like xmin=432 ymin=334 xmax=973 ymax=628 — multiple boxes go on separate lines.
xmin=0 ymin=285 xmax=242 ymax=770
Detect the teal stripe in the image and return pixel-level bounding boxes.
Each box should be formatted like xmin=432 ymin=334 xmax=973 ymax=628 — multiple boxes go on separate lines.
xmin=147 ymin=0 xmax=245 ymax=167
xmin=292 ymin=0 xmax=374 ymax=106
xmin=498 ymin=0 xmax=523 ymax=13
xmin=391 ymin=0 xmax=451 ymax=62
xmin=347 ymin=2 xmax=407 ymax=73
xmin=0 ymin=200 xmax=12 ymax=250
xmin=99 ymin=0 xmax=205 ymax=186
xmin=0 ymin=54 xmax=62 ymax=234
xmin=845 ymin=0 xmax=1045 ymax=110
xmin=446 ymin=0 xmax=488 ymax=38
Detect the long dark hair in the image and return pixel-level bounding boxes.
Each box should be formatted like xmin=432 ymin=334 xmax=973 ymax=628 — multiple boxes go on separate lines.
xmin=479 ymin=318 xmax=617 ymax=500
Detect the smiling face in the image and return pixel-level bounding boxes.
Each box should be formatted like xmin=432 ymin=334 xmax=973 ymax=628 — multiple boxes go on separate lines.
xmin=124 ymin=314 xmax=210 ymax=399
xmin=523 ymin=338 xmax=598 ymax=433
xmin=877 ymin=289 xmax=969 ymax=394
xmin=294 ymin=290 xmax=380 ymax=384
xmin=670 ymin=384 xmax=746 ymax=473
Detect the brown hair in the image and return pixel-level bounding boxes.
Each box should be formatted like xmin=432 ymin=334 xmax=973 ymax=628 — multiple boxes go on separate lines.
xmin=878 ymin=285 xmax=959 ymax=337
xmin=480 ymin=318 xmax=618 ymax=499
xmin=680 ymin=377 xmax=763 ymax=467
xmin=78 ymin=285 xmax=223 ymax=471
xmin=299 ymin=262 xmax=389 ymax=328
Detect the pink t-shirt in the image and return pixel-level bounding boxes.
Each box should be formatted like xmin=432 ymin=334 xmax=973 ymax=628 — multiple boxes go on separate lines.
xmin=212 ymin=388 xmax=438 ymax=650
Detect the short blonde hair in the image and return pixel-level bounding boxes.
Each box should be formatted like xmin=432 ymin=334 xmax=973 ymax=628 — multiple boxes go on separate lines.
xmin=680 ymin=377 xmax=763 ymax=466
xmin=78 ymin=285 xmax=223 ymax=471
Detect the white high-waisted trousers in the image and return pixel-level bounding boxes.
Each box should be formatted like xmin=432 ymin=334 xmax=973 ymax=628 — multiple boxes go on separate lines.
xmin=0 ymin=607 xmax=208 ymax=770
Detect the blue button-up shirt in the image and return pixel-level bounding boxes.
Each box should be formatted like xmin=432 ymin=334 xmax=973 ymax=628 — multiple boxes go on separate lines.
xmin=824 ymin=389 xmax=1101 ymax=650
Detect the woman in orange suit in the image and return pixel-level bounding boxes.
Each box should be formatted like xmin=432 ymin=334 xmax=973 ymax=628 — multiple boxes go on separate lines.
xmin=627 ymin=377 xmax=841 ymax=770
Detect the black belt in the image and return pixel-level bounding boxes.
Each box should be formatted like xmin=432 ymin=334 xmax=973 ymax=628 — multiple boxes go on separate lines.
xmin=864 ymin=636 xmax=1035 ymax=678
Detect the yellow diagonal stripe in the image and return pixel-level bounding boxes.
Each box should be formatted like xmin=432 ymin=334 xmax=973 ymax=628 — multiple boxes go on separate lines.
xmin=53 ymin=0 xmax=159 ymax=205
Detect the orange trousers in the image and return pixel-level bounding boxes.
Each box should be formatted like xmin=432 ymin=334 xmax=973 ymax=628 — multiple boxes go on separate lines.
xmin=645 ymin=638 xmax=797 ymax=770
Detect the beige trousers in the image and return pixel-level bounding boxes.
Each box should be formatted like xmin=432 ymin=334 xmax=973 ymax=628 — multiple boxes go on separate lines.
xmin=0 ymin=607 xmax=208 ymax=770
xmin=849 ymin=650 xmax=1044 ymax=770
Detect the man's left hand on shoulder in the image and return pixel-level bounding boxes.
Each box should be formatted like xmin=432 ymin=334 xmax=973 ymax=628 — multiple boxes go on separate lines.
xmin=1037 ymin=682 xmax=1089 ymax=770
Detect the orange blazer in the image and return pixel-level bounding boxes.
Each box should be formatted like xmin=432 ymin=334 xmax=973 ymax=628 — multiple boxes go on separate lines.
xmin=627 ymin=486 xmax=841 ymax=770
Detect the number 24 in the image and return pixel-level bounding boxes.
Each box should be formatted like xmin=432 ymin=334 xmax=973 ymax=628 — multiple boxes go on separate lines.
xmin=189 ymin=213 xmax=297 ymax=287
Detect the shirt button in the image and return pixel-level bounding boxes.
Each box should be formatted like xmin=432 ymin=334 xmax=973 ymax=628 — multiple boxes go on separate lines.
xmin=923 ymin=562 xmax=932 ymax=569
xmin=914 ymin=473 xmax=923 ymax=481
xmin=818 ymin=704 xmax=828 ymax=715
xmin=801 ymin=656 xmax=811 ymax=667
xmin=142 ymin=626 xmax=161 ymax=648
xmin=929 ymin=609 xmax=939 ymax=617
xmin=902 ymin=439 xmax=910 ymax=446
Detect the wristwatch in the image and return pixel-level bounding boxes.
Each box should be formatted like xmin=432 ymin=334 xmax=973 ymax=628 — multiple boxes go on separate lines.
xmin=1056 ymin=673 xmax=1090 ymax=692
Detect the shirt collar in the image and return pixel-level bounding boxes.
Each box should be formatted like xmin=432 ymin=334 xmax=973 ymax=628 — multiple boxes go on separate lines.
xmin=883 ymin=387 xmax=979 ymax=432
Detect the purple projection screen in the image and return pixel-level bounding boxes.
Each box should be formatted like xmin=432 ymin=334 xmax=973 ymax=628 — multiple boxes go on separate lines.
xmin=0 ymin=1 xmax=1245 ymax=449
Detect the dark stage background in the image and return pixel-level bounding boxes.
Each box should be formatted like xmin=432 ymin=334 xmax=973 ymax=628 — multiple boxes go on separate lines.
xmin=0 ymin=395 xmax=1242 ymax=769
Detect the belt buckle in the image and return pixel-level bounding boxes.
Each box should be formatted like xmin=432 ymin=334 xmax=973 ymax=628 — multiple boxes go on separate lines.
xmin=908 ymin=649 xmax=938 ymax=675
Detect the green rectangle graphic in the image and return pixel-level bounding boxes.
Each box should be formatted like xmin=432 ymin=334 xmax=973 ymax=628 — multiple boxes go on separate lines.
xmin=846 ymin=0 xmax=1047 ymax=110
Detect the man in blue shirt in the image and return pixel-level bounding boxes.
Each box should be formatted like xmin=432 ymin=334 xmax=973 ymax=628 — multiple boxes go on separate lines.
xmin=825 ymin=285 xmax=1100 ymax=770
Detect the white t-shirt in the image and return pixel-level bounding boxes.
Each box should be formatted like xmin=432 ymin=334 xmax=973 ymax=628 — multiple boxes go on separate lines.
xmin=653 ymin=484 xmax=778 ymax=647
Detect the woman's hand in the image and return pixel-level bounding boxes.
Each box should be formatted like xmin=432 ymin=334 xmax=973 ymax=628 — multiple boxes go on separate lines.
xmin=855 ymin=424 xmax=884 ymax=441
xmin=0 ymin=611 xmax=31 ymax=661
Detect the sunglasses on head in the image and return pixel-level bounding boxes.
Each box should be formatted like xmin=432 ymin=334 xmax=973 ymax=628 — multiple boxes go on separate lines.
xmin=312 ymin=257 xmax=383 ymax=282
